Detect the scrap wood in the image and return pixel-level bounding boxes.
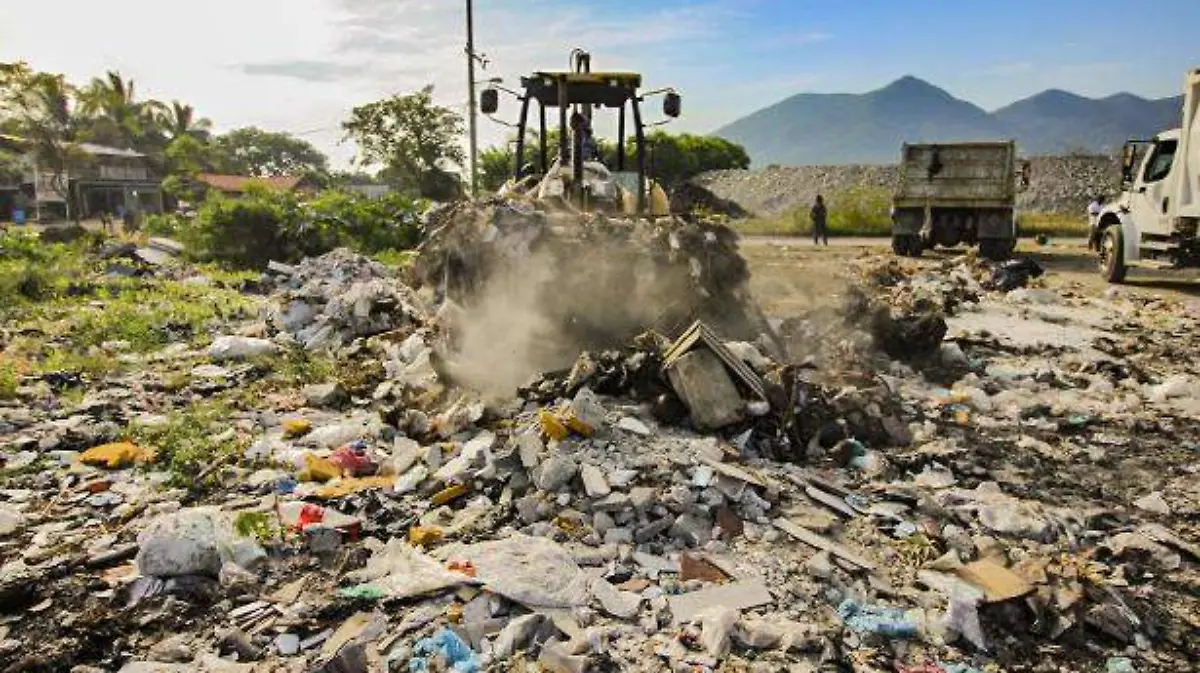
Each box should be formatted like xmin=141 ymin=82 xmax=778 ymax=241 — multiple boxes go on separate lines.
xmin=804 ymin=484 xmax=858 ymax=519
xmin=773 ymin=518 xmax=876 ymax=570
xmin=662 ymin=320 xmax=767 ymax=401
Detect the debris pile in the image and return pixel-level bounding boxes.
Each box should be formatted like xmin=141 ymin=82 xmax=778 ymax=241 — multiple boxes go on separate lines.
xmin=413 ymin=199 xmax=775 ymax=352
xmin=265 ymin=249 xmax=427 ymax=351
xmin=0 ymin=228 xmax=1197 ymax=673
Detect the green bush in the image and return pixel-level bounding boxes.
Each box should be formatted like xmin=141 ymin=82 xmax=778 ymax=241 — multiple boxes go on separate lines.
xmin=0 ymin=230 xmax=91 ymax=305
xmin=187 ymin=187 xmax=424 ymax=269
xmin=142 ymin=213 xmax=187 ymax=238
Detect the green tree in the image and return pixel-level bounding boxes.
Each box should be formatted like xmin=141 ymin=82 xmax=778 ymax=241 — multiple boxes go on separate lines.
xmin=212 ymin=127 xmax=329 ymax=178
xmin=342 ymin=85 xmax=464 ymax=200
xmin=156 ymin=101 xmax=212 ymax=143
xmin=1 ymin=63 xmax=88 ymax=220
xmin=475 ymin=130 xmax=747 ymax=194
xmin=77 ymin=70 xmax=163 ymax=151
xmin=640 ymin=132 xmax=749 ymax=189
xmin=162 ymin=134 xmax=221 ymax=202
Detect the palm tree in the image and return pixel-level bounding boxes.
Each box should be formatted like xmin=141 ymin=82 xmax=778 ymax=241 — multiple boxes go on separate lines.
xmin=156 ymin=101 xmax=212 ymax=142
xmin=78 ymin=70 xmax=146 ymax=149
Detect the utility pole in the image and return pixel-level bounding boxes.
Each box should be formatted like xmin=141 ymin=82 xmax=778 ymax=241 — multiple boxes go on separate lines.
xmin=465 ymin=0 xmax=479 ymax=197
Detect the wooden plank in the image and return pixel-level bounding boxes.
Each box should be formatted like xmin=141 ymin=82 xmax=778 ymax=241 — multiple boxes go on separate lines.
xmin=804 ymin=485 xmax=857 ymax=519
xmin=773 ymin=518 xmax=875 ymax=570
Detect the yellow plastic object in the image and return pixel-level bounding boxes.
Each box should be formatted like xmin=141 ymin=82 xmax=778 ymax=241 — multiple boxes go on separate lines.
xmin=80 ymin=442 xmax=157 ymax=469
xmin=314 ymin=475 xmax=393 ymax=499
xmin=283 ymin=418 xmax=312 ymax=438
xmin=539 ymin=409 xmax=570 ymax=441
xmin=430 ymin=483 xmax=469 ymax=506
xmin=563 ymin=412 xmax=595 ymax=437
xmin=408 ymin=526 xmax=445 ymax=548
xmin=300 ymin=454 xmax=340 ymax=483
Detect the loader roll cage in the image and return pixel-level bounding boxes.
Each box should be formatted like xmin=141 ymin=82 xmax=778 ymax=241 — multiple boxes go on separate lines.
xmin=480 ymin=50 xmax=680 ymax=215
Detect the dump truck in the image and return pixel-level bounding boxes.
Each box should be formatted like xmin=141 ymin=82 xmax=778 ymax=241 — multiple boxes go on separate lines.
xmin=890 ymin=141 xmax=1020 ymax=260
xmin=1093 ymin=68 xmax=1200 ymax=283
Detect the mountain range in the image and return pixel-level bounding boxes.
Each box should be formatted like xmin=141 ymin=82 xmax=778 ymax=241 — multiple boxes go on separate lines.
xmin=713 ymin=76 xmax=1182 ymax=165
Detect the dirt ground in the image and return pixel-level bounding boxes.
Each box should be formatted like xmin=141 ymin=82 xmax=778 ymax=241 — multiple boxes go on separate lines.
xmin=740 ymin=236 xmax=1200 ymax=318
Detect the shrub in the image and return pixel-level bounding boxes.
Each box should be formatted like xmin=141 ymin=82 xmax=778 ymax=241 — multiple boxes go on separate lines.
xmin=187 ymin=187 xmax=425 ymax=269
xmin=142 ymin=213 xmax=187 ymax=238
xmin=0 ymin=230 xmax=91 ymax=305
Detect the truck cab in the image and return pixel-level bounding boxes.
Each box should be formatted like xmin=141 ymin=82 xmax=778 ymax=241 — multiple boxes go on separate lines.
xmin=1096 ymin=69 xmax=1200 ymax=282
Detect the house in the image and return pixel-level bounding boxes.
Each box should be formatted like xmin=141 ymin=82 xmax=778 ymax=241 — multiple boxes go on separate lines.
xmin=343 ymin=183 xmax=392 ymax=199
xmin=0 ymin=134 xmax=163 ymax=223
xmin=195 ymin=173 xmax=319 ymax=198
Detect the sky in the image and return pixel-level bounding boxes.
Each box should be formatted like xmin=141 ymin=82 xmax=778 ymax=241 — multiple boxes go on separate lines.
xmin=3 ymin=0 xmax=1198 ymax=169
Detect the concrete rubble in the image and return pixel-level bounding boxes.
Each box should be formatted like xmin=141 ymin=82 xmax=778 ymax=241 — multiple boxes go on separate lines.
xmin=0 ymin=206 xmax=1197 ymax=673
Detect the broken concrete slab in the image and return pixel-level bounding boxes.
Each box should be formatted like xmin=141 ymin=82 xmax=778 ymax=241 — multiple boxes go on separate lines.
xmin=668 ymin=580 xmax=773 ymax=624
xmin=666 ymin=349 xmax=746 ymax=431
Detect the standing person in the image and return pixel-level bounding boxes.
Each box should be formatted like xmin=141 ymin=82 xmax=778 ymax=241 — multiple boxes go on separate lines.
xmin=1087 ymin=194 xmax=1105 ymax=250
xmin=811 ymin=194 xmax=828 ymax=246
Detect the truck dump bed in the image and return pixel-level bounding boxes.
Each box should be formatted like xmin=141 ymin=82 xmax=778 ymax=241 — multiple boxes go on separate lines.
xmin=894 ymin=141 xmax=1016 ymax=208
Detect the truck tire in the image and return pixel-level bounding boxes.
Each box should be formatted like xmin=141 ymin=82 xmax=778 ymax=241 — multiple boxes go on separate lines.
xmin=891 ymin=235 xmax=922 ymax=258
xmin=979 ymin=239 xmax=1011 ymax=261
xmin=1100 ymin=225 xmax=1127 ymax=283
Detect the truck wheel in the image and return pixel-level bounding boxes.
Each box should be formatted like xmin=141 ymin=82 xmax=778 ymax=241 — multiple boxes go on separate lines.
xmin=891 ymin=235 xmax=908 ymax=256
xmin=1100 ymin=225 xmax=1127 ymax=283
xmin=906 ymin=236 xmax=923 ymax=258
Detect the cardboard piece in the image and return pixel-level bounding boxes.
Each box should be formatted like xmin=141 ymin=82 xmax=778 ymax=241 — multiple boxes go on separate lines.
xmin=955 ymin=558 xmax=1035 ymax=603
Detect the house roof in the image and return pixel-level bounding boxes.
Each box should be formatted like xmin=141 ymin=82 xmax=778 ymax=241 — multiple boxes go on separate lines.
xmin=0 ymin=136 xmax=146 ymax=158
xmin=196 ymin=173 xmax=304 ymax=192
xmin=76 ymin=143 xmax=145 ymax=158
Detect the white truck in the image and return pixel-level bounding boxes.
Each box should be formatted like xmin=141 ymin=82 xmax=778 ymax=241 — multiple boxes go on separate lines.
xmin=1094 ymin=68 xmax=1200 ymax=282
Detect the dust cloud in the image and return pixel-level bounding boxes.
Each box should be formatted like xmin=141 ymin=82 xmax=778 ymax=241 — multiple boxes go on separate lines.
xmin=440 ymin=239 xmax=708 ymax=398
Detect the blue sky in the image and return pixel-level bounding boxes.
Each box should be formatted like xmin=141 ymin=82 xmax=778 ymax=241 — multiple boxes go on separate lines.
xmin=3 ymin=0 xmax=1197 ymax=167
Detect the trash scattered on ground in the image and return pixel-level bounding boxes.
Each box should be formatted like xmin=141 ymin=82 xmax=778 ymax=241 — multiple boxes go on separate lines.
xmin=0 ymin=208 xmax=1197 ymax=673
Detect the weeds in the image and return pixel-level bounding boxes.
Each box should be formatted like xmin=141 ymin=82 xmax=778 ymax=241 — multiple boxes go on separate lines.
xmin=128 ymin=402 xmax=244 ymax=487
xmin=0 ymin=358 xmax=22 ymax=399
xmin=1017 ymin=212 xmax=1089 ymax=237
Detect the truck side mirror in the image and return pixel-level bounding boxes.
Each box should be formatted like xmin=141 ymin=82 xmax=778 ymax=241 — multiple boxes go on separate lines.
xmin=1121 ymin=143 xmax=1137 ymax=184
xmin=663 ymin=92 xmax=681 ymax=118
xmin=480 ymin=88 xmax=499 ymax=115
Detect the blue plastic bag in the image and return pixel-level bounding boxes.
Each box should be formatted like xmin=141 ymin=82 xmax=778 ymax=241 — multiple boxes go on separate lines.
xmin=837 ymin=599 xmax=919 ymax=638
xmin=409 ymin=628 xmax=480 ymax=673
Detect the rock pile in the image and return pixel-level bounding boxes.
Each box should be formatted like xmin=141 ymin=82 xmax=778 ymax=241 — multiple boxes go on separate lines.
xmin=695 ymin=155 xmax=1121 ymax=217
xmin=265 ymin=249 xmax=426 ymax=351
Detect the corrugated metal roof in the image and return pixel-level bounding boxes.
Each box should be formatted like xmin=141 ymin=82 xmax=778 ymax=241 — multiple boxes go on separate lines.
xmin=76 ymin=143 xmax=146 ymax=158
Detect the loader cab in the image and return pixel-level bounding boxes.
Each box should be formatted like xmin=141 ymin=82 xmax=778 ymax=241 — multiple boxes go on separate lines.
xmin=480 ymin=50 xmax=681 ymax=215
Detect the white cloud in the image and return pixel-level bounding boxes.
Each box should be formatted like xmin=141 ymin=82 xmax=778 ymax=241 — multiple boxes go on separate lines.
xmin=1 ymin=0 xmax=749 ymax=169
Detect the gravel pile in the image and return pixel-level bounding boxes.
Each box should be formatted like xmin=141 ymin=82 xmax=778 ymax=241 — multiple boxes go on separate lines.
xmin=694 ymin=155 xmax=1121 ymax=217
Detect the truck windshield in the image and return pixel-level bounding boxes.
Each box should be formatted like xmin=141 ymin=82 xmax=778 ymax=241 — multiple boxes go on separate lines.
xmin=1143 ymin=140 xmax=1178 ymax=183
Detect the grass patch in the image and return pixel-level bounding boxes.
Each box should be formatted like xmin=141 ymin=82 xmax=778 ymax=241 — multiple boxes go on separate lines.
xmin=0 ymin=230 xmax=96 ymax=305
xmin=128 ymin=401 xmax=245 ymax=487
xmin=0 ymin=358 xmax=22 ymax=400
xmin=732 ymin=186 xmax=892 ymax=238
xmin=372 ymin=248 xmax=419 ymax=271
xmin=1017 ymin=212 xmax=1089 ymax=238
xmin=3 ymin=275 xmax=256 ymax=382
xmin=255 ymin=349 xmax=338 ymax=387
